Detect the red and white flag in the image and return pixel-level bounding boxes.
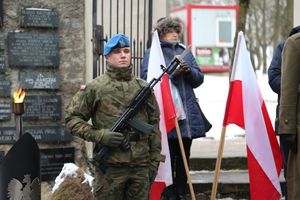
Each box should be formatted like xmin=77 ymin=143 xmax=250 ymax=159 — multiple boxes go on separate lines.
xmin=223 ymin=32 xmax=283 ymax=199
xmin=147 ymin=31 xmax=175 ymax=200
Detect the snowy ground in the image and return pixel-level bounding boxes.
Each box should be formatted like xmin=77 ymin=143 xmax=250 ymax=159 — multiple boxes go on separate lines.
xmin=194 ymin=70 xmax=277 ymax=140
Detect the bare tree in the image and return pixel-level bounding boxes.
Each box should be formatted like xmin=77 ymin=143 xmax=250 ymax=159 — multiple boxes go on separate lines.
xmin=246 ymin=0 xmax=292 ymax=74
xmin=272 ymin=0 xmax=282 ymax=50
xmin=282 ymin=0 xmax=293 ymax=37
xmin=231 ymin=0 xmax=250 ymax=72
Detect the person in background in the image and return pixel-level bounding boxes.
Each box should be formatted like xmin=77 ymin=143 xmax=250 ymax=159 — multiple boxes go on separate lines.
xmin=65 ymin=34 xmax=164 ymax=200
xmin=268 ymin=26 xmax=300 ymax=199
xmin=278 ymin=31 xmax=300 ymax=200
xmin=141 ymin=17 xmax=211 ymax=200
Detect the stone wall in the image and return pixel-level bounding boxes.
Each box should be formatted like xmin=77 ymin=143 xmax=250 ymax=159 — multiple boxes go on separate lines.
xmin=3 ymin=0 xmax=86 ymax=100
xmin=0 ymin=0 xmax=88 ymax=199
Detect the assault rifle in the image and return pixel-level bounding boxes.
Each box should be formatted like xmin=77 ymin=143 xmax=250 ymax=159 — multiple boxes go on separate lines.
xmin=93 ymin=47 xmax=190 ymax=166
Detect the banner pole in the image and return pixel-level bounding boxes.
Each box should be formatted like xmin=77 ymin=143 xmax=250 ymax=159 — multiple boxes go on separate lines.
xmin=210 ymin=126 xmax=227 ymax=200
xmin=174 ymin=118 xmax=196 ymax=200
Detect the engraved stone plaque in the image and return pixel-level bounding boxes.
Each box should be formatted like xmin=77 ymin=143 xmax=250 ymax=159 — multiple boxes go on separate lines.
xmin=0 ymin=80 xmax=10 ymax=97
xmin=7 ymin=32 xmax=59 ymax=67
xmin=0 ymin=150 xmax=4 ymax=164
xmin=0 ymin=33 xmax=5 ymax=50
xmin=0 ymin=0 xmax=3 ymax=28
xmin=20 ymin=8 xmax=59 ymax=28
xmin=0 ymin=98 xmax=11 ymax=121
xmin=24 ymin=125 xmax=72 ymax=142
xmin=20 ymin=71 xmax=59 ymax=89
xmin=40 ymin=147 xmax=74 ymax=181
xmin=23 ymin=95 xmax=61 ymax=120
xmin=0 ymin=127 xmax=15 ymax=143
xmin=0 ymin=56 xmax=5 ymax=73
xmin=0 ymin=126 xmax=72 ymax=144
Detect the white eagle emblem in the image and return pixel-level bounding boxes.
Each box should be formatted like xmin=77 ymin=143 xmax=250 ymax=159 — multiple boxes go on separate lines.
xmin=7 ymin=174 xmax=40 ymax=200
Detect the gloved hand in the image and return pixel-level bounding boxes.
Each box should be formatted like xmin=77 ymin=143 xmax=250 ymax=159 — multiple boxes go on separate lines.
xmin=280 ymin=134 xmax=298 ymax=154
xmin=172 ymin=61 xmax=191 ymax=78
xmin=149 ymin=169 xmax=157 ymax=185
xmin=101 ymin=129 xmax=124 ymax=147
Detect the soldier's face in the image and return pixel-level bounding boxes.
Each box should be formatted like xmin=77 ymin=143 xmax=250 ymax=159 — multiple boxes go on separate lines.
xmin=105 ymin=47 xmax=131 ymax=68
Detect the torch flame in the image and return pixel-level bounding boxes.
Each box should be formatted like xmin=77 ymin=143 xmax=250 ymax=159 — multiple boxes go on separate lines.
xmin=13 ymin=88 xmax=26 ymax=103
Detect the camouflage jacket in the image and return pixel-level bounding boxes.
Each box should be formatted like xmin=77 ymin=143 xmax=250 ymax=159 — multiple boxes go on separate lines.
xmin=65 ymin=63 xmax=163 ymax=169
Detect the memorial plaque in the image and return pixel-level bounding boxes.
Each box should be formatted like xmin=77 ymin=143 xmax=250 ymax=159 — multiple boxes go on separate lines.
xmin=0 ymin=126 xmax=72 ymax=144
xmin=0 ymin=0 xmax=3 ymax=27
xmin=20 ymin=71 xmax=59 ymax=89
xmin=0 ymin=127 xmax=15 ymax=143
xmin=0 ymin=33 xmax=5 ymax=49
xmin=24 ymin=95 xmax=61 ymax=120
xmin=20 ymin=8 xmax=59 ymax=28
xmin=40 ymin=147 xmax=75 ymax=181
xmin=7 ymin=32 xmax=59 ymax=67
xmin=24 ymin=125 xmax=72 ymax=142
xmin=0 ymin=150 xmax=4 ymax=164
xmin=0 ymin=80 xmax=10 ymax=97
xmin=0 ymin=98 xmax=11 ymax=121
xmin=0 ymin=56 xmax=5 ymax=73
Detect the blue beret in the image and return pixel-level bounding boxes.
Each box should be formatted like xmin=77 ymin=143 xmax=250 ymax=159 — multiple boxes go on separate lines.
xmin=103 ymin=34 xmax=130 ymax=56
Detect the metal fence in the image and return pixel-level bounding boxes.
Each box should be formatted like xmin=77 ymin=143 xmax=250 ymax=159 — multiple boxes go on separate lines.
xmin=92 ymin=0 xmax=153 ymax=78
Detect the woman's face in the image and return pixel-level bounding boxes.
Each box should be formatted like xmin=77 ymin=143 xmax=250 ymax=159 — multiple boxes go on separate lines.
xmin=161 ymin=30 xmax=180 ymax=42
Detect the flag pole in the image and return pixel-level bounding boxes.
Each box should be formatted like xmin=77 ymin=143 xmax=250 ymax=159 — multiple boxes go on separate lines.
xmin=174 ymin=118 xmax=196 ymax=200
xmin=210 ymin=126 xmax=227 ymax=200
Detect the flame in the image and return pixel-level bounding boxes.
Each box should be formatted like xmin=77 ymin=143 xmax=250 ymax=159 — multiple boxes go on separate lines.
xmin=13 ymin=88 xmax=26 ymax=103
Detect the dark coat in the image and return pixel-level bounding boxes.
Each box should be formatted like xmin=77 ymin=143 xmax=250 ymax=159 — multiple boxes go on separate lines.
xmin=141 ymin=41 xmax=208 ymax=139
xmin=268 ymin=40 xmax=285 ymax=134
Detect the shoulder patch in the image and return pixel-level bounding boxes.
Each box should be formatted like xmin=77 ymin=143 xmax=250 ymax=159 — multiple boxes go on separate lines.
xmin=80 ymin=84 xmax=86 ymax=91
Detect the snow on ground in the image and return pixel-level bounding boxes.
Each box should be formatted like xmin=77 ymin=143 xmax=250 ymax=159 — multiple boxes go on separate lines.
xmin=194 ymin=70 xmax=277 ymax=140
xmin=52 ymin=163 xmax=94 ymax=192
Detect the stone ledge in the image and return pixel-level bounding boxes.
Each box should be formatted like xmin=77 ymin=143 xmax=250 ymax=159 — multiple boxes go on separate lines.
xmin=190 ymin=157 xmax=248 ymax=171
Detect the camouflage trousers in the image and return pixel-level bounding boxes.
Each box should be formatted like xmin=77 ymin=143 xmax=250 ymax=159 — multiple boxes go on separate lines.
xmin=93 ymin=165 xmax=150 ymax=200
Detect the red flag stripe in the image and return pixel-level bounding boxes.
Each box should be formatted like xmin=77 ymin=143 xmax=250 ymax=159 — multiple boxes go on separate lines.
xmin=149 ymin=182 xmax=167 ymax=200
xmin=161 ymin=74 xmax=176 ymax=132
xmin=223 ymin=80 xmax=244 ymax=128
xmin=247 ymin=147 xmax=281 ymax=200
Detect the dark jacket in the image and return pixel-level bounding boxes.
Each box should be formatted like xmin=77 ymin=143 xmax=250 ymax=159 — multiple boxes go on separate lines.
xmin=268 ymin=40 xmax=285 ymax=134
xmin=141 ymin=41 xmax=208 ymax=139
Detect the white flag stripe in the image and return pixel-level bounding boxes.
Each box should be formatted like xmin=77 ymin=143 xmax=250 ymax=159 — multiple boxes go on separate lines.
xmin=232 ymin=32 xmax=281 ymax=193
xmin=147 ymin=31 xmax=173 ymax=185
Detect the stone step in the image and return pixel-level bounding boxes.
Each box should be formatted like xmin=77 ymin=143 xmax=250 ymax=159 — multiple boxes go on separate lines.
xmin=189 ymin=157 xmax=247 ymax=171
xmin=186 ymin=170 xmax=286 ymax=199
xmin=185 ymin=138 xmax=286 ymax=199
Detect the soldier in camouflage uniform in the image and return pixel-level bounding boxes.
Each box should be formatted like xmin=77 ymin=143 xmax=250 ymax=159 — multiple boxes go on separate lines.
xmin=65 ymin=34 xmax=164 ymax=200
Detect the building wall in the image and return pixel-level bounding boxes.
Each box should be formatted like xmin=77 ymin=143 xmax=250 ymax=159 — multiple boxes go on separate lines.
xmin=294 ymin=0 xmax=300 ymax=26
xmin=0 ymin=0 xmax=87 ymax=198
xmin=0 ymin=0 xmax=86 ymax=119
